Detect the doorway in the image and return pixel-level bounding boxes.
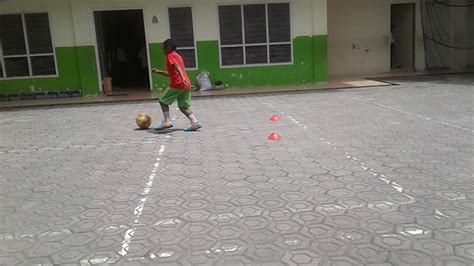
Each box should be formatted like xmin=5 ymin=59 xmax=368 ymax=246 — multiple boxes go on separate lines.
xmin=94 ymin=10 xmax=149 ymax=94
xmin=391 ymin=4 xmax=415 ymax=71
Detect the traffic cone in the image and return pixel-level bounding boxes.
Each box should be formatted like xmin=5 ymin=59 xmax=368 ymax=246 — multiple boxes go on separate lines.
xmin=267 ymin=133 xmax=282 ymax=141
xmin=269 ymin=115 xmax=281 ymax=122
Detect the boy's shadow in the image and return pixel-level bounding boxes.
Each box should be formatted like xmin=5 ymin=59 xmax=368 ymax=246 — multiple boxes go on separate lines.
xmin=135 ymin=128 xmax=199 ymax=134
xmin=135 ymin=128 xmax=182 ymax=134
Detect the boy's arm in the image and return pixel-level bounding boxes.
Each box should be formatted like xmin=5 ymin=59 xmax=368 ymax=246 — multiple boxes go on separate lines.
xmin=151 ymin=68 xmax=169 ymax=76
xmin=173 ymin=63 xmax=190 ymax=87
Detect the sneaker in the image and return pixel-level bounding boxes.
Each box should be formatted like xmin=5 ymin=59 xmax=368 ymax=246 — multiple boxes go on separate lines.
xmin=184 ymin=122 xmax=202 ymax=132
xmin=154 ymin=121 xmax=174 ymax=130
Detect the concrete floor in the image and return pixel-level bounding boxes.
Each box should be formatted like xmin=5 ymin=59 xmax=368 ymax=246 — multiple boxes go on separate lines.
xmin=0 ymin=74 xmax=473 ymax=265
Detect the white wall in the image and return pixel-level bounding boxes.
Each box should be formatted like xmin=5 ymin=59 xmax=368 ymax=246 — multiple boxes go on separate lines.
xmin=328 ymin=0 xmax=425 ymax=76
xmin=0 ymin=0 xmax=76 ymax=47
xmin=67 ymin=0 xmax=327 ymax=47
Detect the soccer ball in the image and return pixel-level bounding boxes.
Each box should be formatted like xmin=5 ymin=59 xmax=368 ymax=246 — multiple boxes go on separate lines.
xmin=136 ymin=113 xmax=152 ymax=129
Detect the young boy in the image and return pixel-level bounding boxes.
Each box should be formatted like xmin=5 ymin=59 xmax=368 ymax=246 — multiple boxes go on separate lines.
xmin=152 ymin=39 xmax=201 ymax=132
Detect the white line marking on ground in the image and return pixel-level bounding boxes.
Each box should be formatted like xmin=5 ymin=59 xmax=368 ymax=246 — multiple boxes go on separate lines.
xmin=119 ymin=144 xmax=166 ymax=257
xmin=353 ymin=97 xmax=473 ymax=133
xmin=0 ymin=140 xmax=161 ymax=154
xmin=264 ymin=102 xmax=415 ymax=204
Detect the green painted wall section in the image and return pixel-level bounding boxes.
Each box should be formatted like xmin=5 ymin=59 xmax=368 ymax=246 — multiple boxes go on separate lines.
xmin=0 ymin=46 xmax=101 ymax=96
xmin=76 ymin=46 xmax=101 ymax=96
xmin=1 ymin=38 xmax=327 ymax=95
xmin=149 ymin=35 xmax=328 ymax=91
xmin=313 ymin=35 xmax=328 ymax=82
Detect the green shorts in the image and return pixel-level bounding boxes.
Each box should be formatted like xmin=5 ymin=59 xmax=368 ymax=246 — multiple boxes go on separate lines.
xmin=159 ymin=88 xmax=192 ymax=108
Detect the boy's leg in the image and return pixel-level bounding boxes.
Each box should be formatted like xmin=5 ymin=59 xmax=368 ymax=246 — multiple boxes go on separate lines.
xmin=155 ymin=88 xmax=180 ymax=130
xmin=159 ymin=101 xmax=171 ymax=122
xmin=179 ymin=107 xmax=199 ymax=123
xmin=177 ymin=91 xmax=201 ymax=131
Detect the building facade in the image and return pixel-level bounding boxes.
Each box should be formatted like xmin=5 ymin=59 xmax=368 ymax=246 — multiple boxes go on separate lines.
xmin=4 ymin=0 xmax=468 ymax=98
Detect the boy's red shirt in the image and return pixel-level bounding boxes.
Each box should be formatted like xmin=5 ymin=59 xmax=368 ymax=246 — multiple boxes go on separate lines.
xmin=167 ymin=51 xmax=191 ymax=90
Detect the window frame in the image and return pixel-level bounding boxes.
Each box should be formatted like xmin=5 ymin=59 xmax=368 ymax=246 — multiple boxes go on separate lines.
xmin=218 ymin=3 xmax=293 ymax=68
xmin=168 ymin=6 xmax=198 ymax=70
xmin=0 ymin=12 xmax=58 ymax=80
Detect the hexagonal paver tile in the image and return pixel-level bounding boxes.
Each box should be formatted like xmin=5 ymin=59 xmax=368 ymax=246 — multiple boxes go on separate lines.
xmin=301 ymin=224 xmax=336 ymax=239
xmin=417 ymin=215 xmax=453 ymax=230
xmin=61 ymin=232 xmax=96 ymax=246
xmin=153 ymin=218 xmax=184 ymax=231
xmin=182 ymin=250 xmax=219 ymax=265
xmin=51 ymin=246 xmax=89 ymax=264
xmin=315 ymin=204 xmax=347 ymax=216
xmin=325 ymin=215 xmax=359 ymax=228
xmin=209 ymin=212 xmax=239 ymax=225
xmin=246 ymin=244 xmax=284 ymax=262
xmin=237 ymin=217 xmax=269 ymax=230
xmin=36 ymin=228 xmax=72 ymax=243
xmin=282 ymin=250 xmax=322 ymax=265
xmin=147 ymin=245 xmax=184 ymax=264
xmin=180 ymin=210 xmax=210 ymax=222
xmin=361 ymin=220 xmax=395 ymax=234
xmin=373 ymin=234 xmax=413 ymax=250
xmin=181 ymin=235 xmax=217 ymax=251
xmin=210 ymin=226 xmax=243 ymax=240
xmin=25 ymin=242 xmax=62 ymax=258
xmin=234 ymin=206 xmax=264 ymax=217
xmin=0 ymin=238 xmax=36 ymax=253
xmin=337 ymin=198 xmax=367 ymax=210
xmin=181 ymin=222 xmax=214 ymax=236
xmin=149 ymin=230 xmax=185 ymax=246
xmin=321 ymin=256 xmax=363 ymax=266
xmin=231 ymin=195 xmax=259 ymax=206
xmin=396 ymin=223 xmax=433 ymax=238
xmin=258 ymin=198 xmax=287 ymax=209
xmin=70 ymin=219 xmax=103 ymax=233
xmin=390 ymin=250 xmax=434 ymax=265
xmin=209 ymin=239 xmax=247 ymax=256
xmin=413 ymin=238 xmax=454 ymax=256
xmin=335 ymin=228 xmax=372 ymax=243
xmin=439 ymin=255 xmax=474 ymax=266
xmin=399 ymin=203 xmax=435 ymax=216
xmin=380 ymin=212 xmax=415 ymax=224
xmin=436 ymin=190 xmax=466 ymax=200
xmin=455 ymin=243 xmax=474 ymax=260
xmin=242 ymin=229 xmax=276 ymax=244
xmin=349 ymin=243 xmax=389 ymax=263
xmin=269 ymin=220 xmax=302 ymax=235
xmin=434 ymin=229 xmax=474 ymax=245
xmin=212 ymin=255 xmax=253 ymax=266
xmin=291 ymin=211 xmax=325 ymax=225
xmin=275 ymin=233 xmax=312 ymax=250
xmin=310 ymin=238 xmax=347 ymax=256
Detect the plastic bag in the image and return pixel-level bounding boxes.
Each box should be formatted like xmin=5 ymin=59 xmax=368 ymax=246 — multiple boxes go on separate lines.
xmin=197 ymin=72 xmax=213 ymax=91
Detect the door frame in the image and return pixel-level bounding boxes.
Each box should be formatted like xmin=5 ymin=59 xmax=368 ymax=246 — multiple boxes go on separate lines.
xmin=91 ymin=7 xmax=152 ymax=92
xmin=390 ymin=3 xmax=416 ymax=71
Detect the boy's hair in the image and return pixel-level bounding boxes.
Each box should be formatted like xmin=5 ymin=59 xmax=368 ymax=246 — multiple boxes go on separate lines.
xmin=163 ymin=39 xmax=177 ymax=51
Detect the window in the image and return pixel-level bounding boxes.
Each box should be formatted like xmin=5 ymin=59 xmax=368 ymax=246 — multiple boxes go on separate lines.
xmin=0 ymin=13 xmax=56 ymax=78
xmin=218 ymin=3 xmax=291 ymax=66
xmin=168 ymin=7 xmax=197 ymax=69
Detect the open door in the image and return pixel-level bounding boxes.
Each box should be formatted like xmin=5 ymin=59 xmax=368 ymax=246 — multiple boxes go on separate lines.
xmin=391 ymin=4 xmax=415 ymax=71
xmin=94 ymin=10 xmax=148 ymax=95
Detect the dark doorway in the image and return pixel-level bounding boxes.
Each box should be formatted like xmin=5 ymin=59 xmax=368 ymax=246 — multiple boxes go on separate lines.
xmin=94 ymin=10 xmax=149 ymax=94
xmin=391 ymin=4 xmax=415 ymax=71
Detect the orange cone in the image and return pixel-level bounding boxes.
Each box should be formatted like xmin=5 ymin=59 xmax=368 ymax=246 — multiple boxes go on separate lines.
xmin=267 ymin=133 xmax=282 ymax=141
xmin=269 ymin=115 xmax=282 ymax=122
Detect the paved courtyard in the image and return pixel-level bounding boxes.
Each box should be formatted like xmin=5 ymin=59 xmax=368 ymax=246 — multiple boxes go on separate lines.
xmin=0 ymin=74 xmax=473 ymax=265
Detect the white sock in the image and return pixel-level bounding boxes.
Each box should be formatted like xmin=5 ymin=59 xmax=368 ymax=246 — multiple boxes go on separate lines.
xmin=188 ymin=114 xmax=199 ymax=124
xmin=163 ymin=111 xmax=171 ymax=122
